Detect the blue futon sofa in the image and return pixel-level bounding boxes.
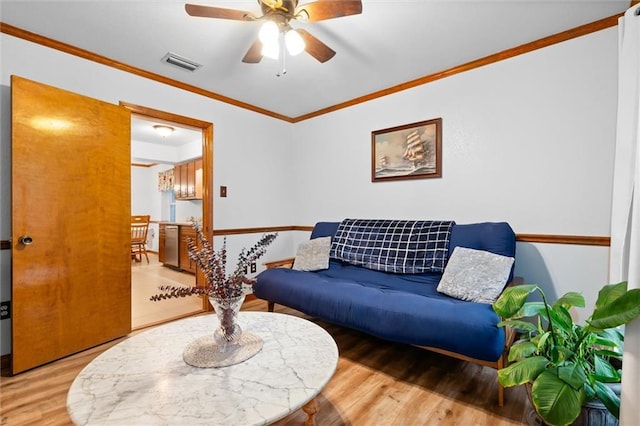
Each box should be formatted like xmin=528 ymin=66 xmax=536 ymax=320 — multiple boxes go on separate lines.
xmin=253 ymin=219 xmax=517 ymax=405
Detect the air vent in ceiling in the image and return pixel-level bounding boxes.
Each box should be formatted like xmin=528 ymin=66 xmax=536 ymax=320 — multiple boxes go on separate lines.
xmin=161 ymin=52 xmax=202 ymax=72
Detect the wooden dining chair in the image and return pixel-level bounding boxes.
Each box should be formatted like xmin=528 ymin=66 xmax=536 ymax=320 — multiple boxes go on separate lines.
xmin=131 ymin=215 xmax=150 ymax=263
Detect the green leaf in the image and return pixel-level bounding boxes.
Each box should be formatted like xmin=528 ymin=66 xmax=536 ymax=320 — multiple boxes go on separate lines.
xmin=554 ymin=346 xmax=574 ymax=364
xmin=557 ymin=363 xmax=587 ymax=390
xmin=553 ymin=292 xmax=585 ymax=310
xmin=585 ymin=382 xmax=596 ymax=400
xmin=532 ymin=369 xmax=585 ymax=426
xmin=593 ymin=381 xmax=620 ymax=419
xmin=522 ymin=302 xmax=547 ymax=319
xmin=595 ymin=281 xmax=628 ymax=310
xmin=508 ymin=341 xmax=538 ymax=362
xmin=594 ymin=349 xmax=622 ymax=359
xmin=497 ymin=356 xmax=548 ymax=387
xmin=599 ymin=328 xmax=624 ymax=350
xmin=497 ymin=319 xmax=537 ymax=332
xmin=592 ymin=336 xmax=621 ymax=351
xmin=536 ymin=331 xmax=551 ymax=352
xmin=493 ymin=285 xmax=539 ymax=318
xmin=593 ymin=356 xmax=621 ymax=382
xmin=590 ymin=289 xmax=640 ymax=330
xmin=548 ymin=305 xmax=573 ymax=334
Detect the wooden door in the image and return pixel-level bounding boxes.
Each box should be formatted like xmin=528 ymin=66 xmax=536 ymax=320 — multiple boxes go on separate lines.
xmin=11 ymin=76 xmax=132 ymax=374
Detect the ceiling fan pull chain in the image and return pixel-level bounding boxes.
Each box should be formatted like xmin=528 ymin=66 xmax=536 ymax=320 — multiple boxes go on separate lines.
xmin=277 ymin=37 xmax=287 ymax=77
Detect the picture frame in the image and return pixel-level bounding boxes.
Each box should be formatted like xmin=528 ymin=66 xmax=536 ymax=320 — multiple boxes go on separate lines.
xmin=371 ymin=117 xmax=442 ymax=182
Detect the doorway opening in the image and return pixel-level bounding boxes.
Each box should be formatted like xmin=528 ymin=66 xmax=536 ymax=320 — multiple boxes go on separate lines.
xmin=121 ymin=102 xmax=213 ymax=330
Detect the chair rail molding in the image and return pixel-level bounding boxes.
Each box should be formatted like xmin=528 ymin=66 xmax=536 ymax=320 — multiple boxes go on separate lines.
xmin=212 ymin=226 xmax=610 ymax=247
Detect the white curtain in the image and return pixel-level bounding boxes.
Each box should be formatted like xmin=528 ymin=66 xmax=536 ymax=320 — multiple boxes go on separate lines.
xmin=610 ymin=4 xmax=640 ymax=425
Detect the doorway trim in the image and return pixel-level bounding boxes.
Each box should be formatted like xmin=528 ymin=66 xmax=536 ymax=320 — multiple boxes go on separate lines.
xmin=120 ymin=101 xmax=213 ymax=312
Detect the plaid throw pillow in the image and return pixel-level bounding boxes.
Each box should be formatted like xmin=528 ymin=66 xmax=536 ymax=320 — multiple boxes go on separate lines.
xmin=330 ymin=219 xmax=455 ymax=274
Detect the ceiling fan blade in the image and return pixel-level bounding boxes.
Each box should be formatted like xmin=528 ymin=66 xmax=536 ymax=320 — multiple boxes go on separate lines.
xmin=242 ymin=40 xmax=263 ymax=63
xmin=297 ymin=29 xmax=336 ymax=63
xmin=295 ymin=0 xmax=362 ymax=22
xmin=185 ymin=4 xmax=256 ymax=21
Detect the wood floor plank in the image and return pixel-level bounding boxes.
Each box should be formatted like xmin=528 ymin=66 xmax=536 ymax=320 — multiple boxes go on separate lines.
xmin=1 ymin=299 xmax=530 ymax=425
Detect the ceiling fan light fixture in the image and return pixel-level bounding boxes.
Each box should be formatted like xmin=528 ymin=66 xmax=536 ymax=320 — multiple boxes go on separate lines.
xmin=153 ymin=125 xmax=175 ymax=138
xmin=258 ymin=20 xmax=279 ymax=45
xmin=285 ymin=29 xmax=305 ymax=56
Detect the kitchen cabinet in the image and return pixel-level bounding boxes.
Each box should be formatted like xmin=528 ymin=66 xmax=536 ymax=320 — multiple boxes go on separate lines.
xmin=158 ymin=223 xmax=197 ymax=274
xmin=179 ymin=225 xmax=197 ymax=274
xmin=187 ymin=161 xmax=195 ymax=197
xmin=173 ymin=158 xmax=202 ymax=200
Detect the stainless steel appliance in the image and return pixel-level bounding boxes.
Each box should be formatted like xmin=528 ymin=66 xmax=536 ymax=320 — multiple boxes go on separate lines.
xmin=164 ymin=225 xmax=179 ymax=268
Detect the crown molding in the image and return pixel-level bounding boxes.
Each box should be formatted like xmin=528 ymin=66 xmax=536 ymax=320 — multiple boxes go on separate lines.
xmin=0 ymin=22 xmax=294 ymax=123
xmin=1 ymin=13 xmax=622 ymax=124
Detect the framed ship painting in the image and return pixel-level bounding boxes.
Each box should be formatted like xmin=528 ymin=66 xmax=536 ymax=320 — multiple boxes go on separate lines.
xmin=371 ymin=118 xmax=442 ymax=182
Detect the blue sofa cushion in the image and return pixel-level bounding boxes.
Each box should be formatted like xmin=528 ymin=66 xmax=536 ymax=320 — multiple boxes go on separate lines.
xmin=310 ymin=222 xmax=340 ymax=240
xmin=254 ymin=266 xmax=505 ymax=362
xmin=329 ymin=219 xmax=455 ymax=274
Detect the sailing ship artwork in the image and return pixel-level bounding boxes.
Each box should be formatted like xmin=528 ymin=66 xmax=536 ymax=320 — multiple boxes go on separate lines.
xmin=371 ymin=118 xmax=442 ymax=182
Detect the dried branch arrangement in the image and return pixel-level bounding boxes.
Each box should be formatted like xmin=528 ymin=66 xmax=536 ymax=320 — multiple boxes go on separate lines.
xmin=150 ymin=220 xmax=277 ymax=301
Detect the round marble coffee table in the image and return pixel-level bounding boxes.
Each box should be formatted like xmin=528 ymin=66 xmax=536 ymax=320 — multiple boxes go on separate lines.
xmin=67 ymin=312 xmax=339 ymax=425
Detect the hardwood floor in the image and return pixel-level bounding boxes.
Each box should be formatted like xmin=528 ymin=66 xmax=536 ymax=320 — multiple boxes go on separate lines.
xmin=131 ymin=253 xmax=203 ymax=329
xmin=0 ymin=299 xmax=530 ymax=425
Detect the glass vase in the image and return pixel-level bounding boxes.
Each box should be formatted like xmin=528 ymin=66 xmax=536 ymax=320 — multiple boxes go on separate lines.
xmin=208 ymin=294 xmax=245 ymax=351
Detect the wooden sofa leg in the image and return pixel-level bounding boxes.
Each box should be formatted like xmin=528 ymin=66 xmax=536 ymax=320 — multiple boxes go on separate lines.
xmin=267 ymin=301 xmax=275 ymax=312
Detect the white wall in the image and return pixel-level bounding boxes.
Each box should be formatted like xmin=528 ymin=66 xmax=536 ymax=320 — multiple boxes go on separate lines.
xmin=131 ymin=165 xmax=164 ymax=220
xmin=131 ymin=164 xmax=173 ymax=252
xmin=291 ymin=28 xmax=618 ymax=318
xmin=131 ymin=138 xmax=201 ymax=164
xmin=0 ymin=33 xmax=295 ymax=355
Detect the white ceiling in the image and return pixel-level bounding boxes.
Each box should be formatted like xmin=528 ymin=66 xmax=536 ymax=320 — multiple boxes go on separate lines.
xmin=0 ymin=1 xmax=631 ymax=119
xmin=131 ymin=116 xmax=201 ymax=147
xmin=130 ymin=116 xmax=202 ymax=164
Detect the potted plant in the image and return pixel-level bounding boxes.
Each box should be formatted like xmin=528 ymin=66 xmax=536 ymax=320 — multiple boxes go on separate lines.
xmin=493 ymin=281 xmax=640 ymax=426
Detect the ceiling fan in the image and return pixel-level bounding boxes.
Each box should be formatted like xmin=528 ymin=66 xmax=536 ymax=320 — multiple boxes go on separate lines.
xmin=185 ymin=0 xmax=363 ymax=64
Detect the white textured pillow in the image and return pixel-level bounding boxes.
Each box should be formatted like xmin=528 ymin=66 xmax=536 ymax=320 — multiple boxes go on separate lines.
xmin=437 ymin=247 xmax=514 ymax=304
xmin=292 ymin=237 xmax=332 ymax=271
